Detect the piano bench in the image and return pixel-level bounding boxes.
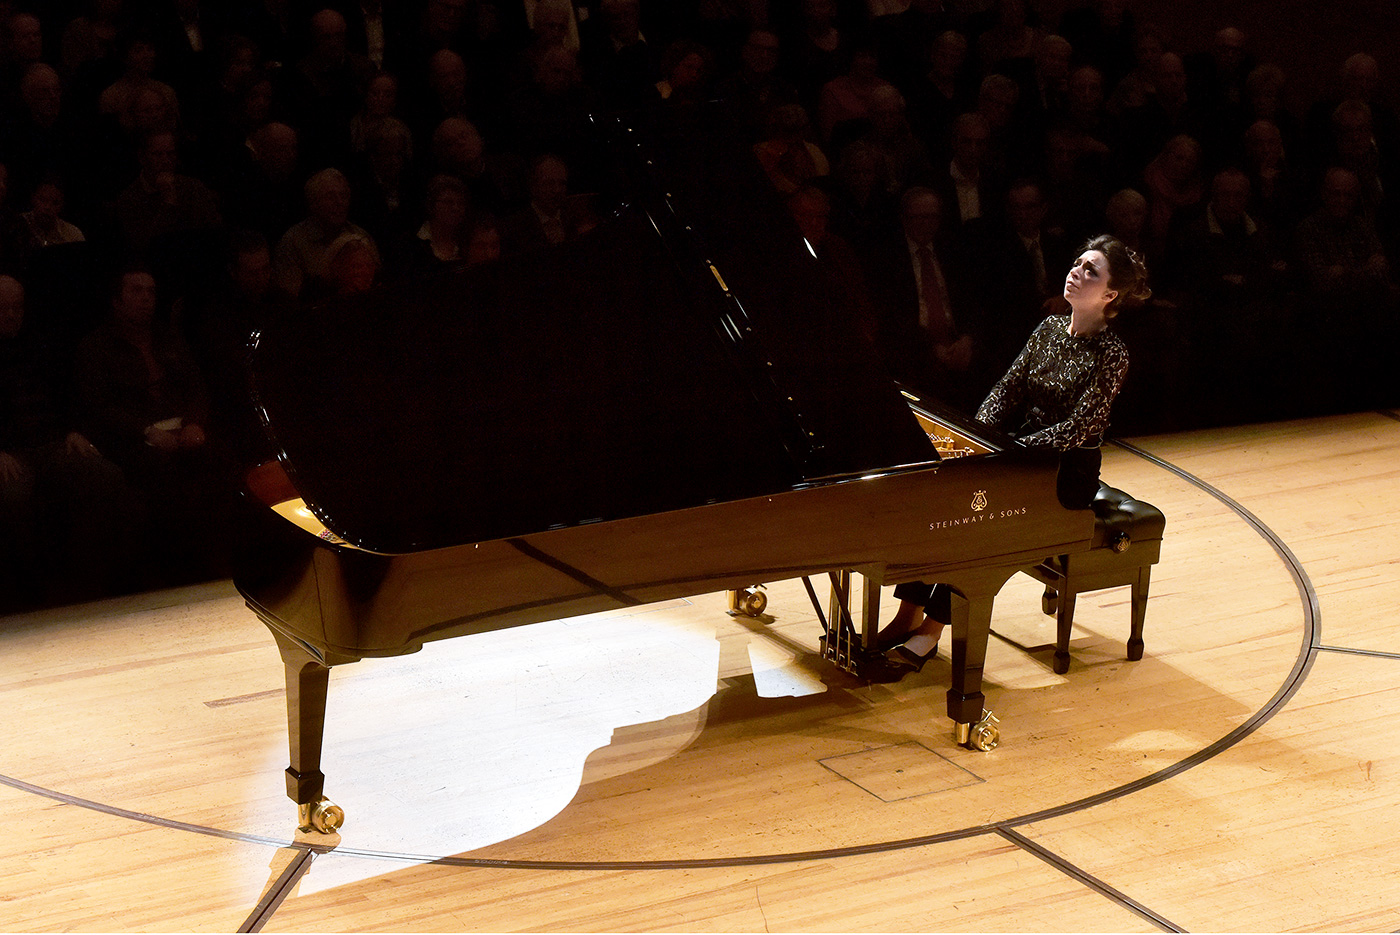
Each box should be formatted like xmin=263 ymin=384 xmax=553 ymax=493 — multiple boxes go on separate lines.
xmin=1024 ymin=484 xmax=1166 ymax=674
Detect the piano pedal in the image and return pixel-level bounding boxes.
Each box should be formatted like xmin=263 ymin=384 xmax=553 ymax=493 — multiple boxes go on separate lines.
xmin=818 ymin=632 xmax=863 ymax=675
xmin=727 ymin=585 xmax=768 ymax=617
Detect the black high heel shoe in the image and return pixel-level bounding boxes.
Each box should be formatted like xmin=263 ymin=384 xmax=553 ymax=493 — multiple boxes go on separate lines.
xmin=885 ymin=631 xmax=941 ymax=673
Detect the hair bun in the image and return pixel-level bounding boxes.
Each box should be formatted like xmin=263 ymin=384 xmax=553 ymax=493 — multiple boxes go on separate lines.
xmin=1080 ymin=234 xmax=1151 ymax=310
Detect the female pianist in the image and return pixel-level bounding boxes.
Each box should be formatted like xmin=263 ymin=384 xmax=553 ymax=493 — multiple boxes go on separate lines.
xmin=869 ymin=234 xmax=1151 ymax=678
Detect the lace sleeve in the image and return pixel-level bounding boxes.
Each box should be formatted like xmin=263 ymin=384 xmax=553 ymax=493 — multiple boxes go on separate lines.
xmin=1018 ymin=336 xmax=1129 ymax=450
xmin=975 ymin=321 xmax=1040 ymax=431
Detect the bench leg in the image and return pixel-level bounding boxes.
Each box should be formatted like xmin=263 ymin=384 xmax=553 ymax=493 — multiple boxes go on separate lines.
xmin=1127 ymin=566 xmax=1151 ymax=661
xmin=1054 ymin=587 xmax=1076 ymax=675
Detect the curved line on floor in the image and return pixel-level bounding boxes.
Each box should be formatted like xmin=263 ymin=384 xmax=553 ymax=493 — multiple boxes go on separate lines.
xmin=0 ymin=438 xmax=1320 ymax=872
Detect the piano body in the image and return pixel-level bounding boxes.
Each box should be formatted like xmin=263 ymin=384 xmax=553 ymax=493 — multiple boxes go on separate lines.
xmin=234 ymin=109 xmax=1095 ymax=833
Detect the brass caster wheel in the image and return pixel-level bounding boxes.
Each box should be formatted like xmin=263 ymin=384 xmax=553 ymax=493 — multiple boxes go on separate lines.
xmin=969 ymin=710 xmax=1000 ymax=751
xmin=728 ymin=585 xmax=767 ymax=617
xmin=956 ymin=710 xmax=1000 ymax=751
xmin=298 ymin=797 xmax=345 ymax=834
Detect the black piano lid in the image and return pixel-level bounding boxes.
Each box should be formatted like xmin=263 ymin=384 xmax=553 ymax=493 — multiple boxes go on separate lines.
xmin=249 ymin=106 xmax=937 ymax=554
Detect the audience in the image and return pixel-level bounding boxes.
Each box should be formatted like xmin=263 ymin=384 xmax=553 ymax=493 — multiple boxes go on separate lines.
xmin=0 ymin=0 xmax=1396 ymax=606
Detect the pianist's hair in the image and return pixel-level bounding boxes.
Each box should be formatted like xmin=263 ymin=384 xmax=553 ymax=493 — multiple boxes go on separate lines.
xmin=1081 ymin=234 xmax=1151 ymax=317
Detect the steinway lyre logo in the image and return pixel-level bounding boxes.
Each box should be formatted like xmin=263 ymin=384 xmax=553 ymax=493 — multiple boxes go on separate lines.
xmin=971 ymin=490 xmax=988 ymax=512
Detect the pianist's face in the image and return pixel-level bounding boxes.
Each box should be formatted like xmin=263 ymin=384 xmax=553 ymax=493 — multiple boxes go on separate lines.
xmin=1063 ymin=250 xmax=1117 ymax=312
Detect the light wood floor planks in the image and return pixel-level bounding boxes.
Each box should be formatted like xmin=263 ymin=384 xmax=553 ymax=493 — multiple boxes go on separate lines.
xmin=2 ymin=412 xmax=1399 ymax=932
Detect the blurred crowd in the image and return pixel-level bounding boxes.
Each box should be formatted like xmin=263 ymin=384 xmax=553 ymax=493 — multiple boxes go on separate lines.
xmin=2 ymin=0 xmax=1398 ymax=609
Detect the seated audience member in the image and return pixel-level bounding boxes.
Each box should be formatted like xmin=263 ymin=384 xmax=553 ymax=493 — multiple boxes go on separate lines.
xmin=1024 ymin=33 xmax=1074 ymax=120
xmin=406 ymin=49 xmax=476 ymax=148
xmin=715 ymin=28 xmax=796 ymax=143
xmin=1241 ymin=64 xmax=1303 ymax=162
xmin=581 ymin=0 xmax=659 ymax=110
xmin=430 ymin=116 xmax=516 ymax=217
xmin=974 ymin=74 xmax=1030 ymax=179
xmin=1141 ymin=134 xmax=1204 ymax=257
xmin=1103 ymin=186 xmax=1150 ymax=257
xmin=289 ymin=8 xmax=376 ymax=168
xmin=1105 ymin=26 xmax=1164 ymax=117
xmin=1167 ymin=167 xmax=1280 ymax=306
xmin=828 ymin=140 xmax=901 ymax=260
xmin=97 ymin=31 xmax=180 ymax=131
xmin=978 ymin=0 xmax=1038 ymax=74
xmin=224 ymin=122 xmax=303 ymax=245
xmin=786 ymin=0 xmax=852 ymax=110
xmin=1060 ymin=0 xmax=1137 ymax=88
xmin=1 ymin=274 xmax=140 ymax=606
xmin=60 ymin=1 xmax=123 ymax=90
xmin=753 ymin=103 xmax=830 ymax=194
xmin=506 ymin=46 xmax=599 ymax=171
xmin=73 ymin=269 xmax=223 ymax=580
xmin=1293 ymin=166 xmax=1398 ymax=406
xmin=817 ymin=44 xmax=895 ymax=145
xmin=905 ymin=30 xmax=973 ymax=156
xmin=273 ymin=168 xmax=378 ymax=298
xmin=863 ymin=85 xmax=932 ymax=194
xmin=938 ymin=113 xmax=999 ymax=232
xmin=1118 ymin=52 xmax=1206 ymax=174
xmin=351 ymin=119 xmax=418 ymax=246
xmin=1294 ymin=167 xmax=1393 ymax=298
xmin=1 ymin=13 xmax=45 ymax=106
xmin=1305 ymin=52 xmax=1400 ymax=178
xmin=309 ymin=233 xmax=381 ymax=299
xmin=23 ymin=179 xmax=86 ymax=247
xmin=976 ymin=179 xmax=1075 ymax=369
xmin=466 ymin=217 xmax=503 ymax=267
xmin=1168 ymin=167 xmax=1285 ymax=421
xmin=1325 ymin=100 xmax=1399 ymax=241
xmin=654 ymin=40 xmax=712 ymax=105
xmin=862 ymin=186 xmax=983 ymax=406
xmin=5 ymin=64 xmax=94 ymax=216
xmin=110 ymin=130 xmax=223 ymax=262
xmin=74 ymin=270 xmax=210 ymax=465
xmin=351 ymin=72 xmax=411 ymax=157
xmin=184 ymin=231 xmax=281 ymax=456
xmin=406 ymin=173 xmax=472 ymax=271
xmin=788 ymin=185 xmax=877 ymax=345
xmin=499 ymin=154 xmax=592 ymax=253
xmin=1063 ymin=65 xmax=1113 ymax=150
xmin=1243 ymin=119 xmax=1307 ymax=232
xmin=1187 ymin=26 xmax=1252 ymax=113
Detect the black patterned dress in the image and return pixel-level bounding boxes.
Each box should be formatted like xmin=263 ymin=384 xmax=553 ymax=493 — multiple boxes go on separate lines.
xmin=892 ymin=314 xmax=1129 ymax=616
xmin=975 ymin=313 xmax=1130 ymax=506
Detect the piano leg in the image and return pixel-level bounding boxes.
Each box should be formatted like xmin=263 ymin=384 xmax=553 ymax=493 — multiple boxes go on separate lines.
xmin=942 ymin=569 xmax=1016 ymax=750
xmin=269 ymin=629 xmax=351 ymax=834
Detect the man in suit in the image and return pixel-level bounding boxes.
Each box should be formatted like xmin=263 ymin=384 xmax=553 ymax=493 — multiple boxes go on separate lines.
xmin=864 ymin=186 xmax=983 ymax=408
xmin=972 ymin=178 xmax=1075 ymax=375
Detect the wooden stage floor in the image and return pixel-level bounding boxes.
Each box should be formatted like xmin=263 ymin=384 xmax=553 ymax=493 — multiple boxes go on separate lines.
xmin=3 ymin=411 xmax=1400 ymax=933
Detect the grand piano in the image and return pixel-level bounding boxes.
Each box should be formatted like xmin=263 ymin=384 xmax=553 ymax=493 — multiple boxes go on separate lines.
xmin=234 ymin=107 xmax=1096 ymax=834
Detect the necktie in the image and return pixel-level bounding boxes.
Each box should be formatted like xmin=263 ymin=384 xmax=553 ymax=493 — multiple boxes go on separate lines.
xmin=918 ymin=245 xmax=953 ymax=344
xmin=1028 ymin=237 xmax=1047 ymax=296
